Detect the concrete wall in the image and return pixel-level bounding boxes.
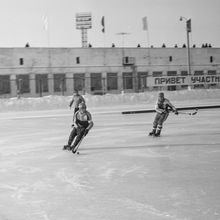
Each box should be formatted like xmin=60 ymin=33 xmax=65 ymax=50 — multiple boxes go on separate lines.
xmin=0 ymin=47 xmax=220 ymax=97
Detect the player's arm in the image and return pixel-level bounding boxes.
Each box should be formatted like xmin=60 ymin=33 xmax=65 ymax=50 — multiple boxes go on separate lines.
xmin=155 ymin=102 xmax=165 ymax=114
xmin=82 ymin=112 xmax=93 ymax=136
xmin=69 ymin=98 xmax=74 ymax=108
xmin=166 ymin=99 xmax=178 ymax=114
xmin=72 ymin=112 xmax=78 ymax=128
xmin=80 ymin=95 xmax=85 ymax=104
xmin=86 ymin=112 xmax=94 ymax=131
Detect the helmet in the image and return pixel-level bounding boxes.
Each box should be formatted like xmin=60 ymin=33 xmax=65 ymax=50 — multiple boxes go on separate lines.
xmin=158 ymin=92 xmax=164 ymax=98
xmin=79 ymin=102 xmax=86 ymax=109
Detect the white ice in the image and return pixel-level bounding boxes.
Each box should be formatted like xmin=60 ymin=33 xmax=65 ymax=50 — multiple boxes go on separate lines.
xmin=0 ymin=90 xmax=220 ymax=220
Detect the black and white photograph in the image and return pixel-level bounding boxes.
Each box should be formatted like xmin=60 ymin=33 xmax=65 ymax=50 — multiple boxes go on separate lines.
xmin=0 ymin=0 xmax=220 ymax=219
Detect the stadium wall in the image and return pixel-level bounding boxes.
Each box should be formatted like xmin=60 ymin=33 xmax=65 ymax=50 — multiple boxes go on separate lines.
xmin=0 ymin=47 xmax=220 ymax=97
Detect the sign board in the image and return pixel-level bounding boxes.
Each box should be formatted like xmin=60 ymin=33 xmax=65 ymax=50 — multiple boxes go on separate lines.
xmin=147 ymin=75 xmax=220 ymax=87
xmin=76 ymin=12 xmax=92 ymax=29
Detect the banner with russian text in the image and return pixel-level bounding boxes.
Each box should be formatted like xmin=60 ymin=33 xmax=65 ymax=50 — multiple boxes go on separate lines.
xmin=146 ymin=75 xmax=220 ymax=87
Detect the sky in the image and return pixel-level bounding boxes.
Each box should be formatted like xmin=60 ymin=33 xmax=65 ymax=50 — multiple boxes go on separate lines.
xmin=0 ymin=0 xmax=219 ymax=48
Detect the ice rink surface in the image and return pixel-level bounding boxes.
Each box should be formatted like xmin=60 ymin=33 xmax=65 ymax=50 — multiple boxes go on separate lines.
xmin=0 ymin=107 xmax=220 ymax=220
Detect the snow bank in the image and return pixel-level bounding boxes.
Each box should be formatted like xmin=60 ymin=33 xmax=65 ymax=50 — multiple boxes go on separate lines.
xmin=0 ymin=89 xmax=220 ymax=112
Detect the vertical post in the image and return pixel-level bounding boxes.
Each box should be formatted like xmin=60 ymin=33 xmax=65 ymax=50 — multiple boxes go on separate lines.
xmin=61 ymin=78 xmax=65 ymax=96
xmin=85 ymin=72 xmax=91 ymax=94
xmin=102 ymin=72 xmax=107 ymax=95
xmin=48 ymin=73 xmax=53 ymax=95
xmin=186 ymin=19 xmax=192 ymax=90
xmin=142 ymin=16 xmax=151 ymax=65
xmin=131 ymin=65 xmax=138 ymax=93
xmin=118 ymin=71 xmax=123 ymax=93
xmin=10 ymin=75 xmax=17 ymax=97
xmin=30 ymin=74 xmax=35 ymax=97
xmin=186 ymin=29 xmax=191 ymax=89
xmin=66 ymin=73 xmax=73 ymax=95
xmin=17 ymin=78 xmax=22 ymax=99
xmin=180 ymin=16 xmax=192 ymax=90
xmin=81 ymin=29 xmax=88 ymax=47
xmin=147 ymin=34 xmax=151 ymax=65
xmin=39 ymin=79 xmax=42 ymax=97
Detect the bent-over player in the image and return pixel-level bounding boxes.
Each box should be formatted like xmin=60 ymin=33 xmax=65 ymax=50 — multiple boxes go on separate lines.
xmin=63 ymin=102 xmax=93 ymax=153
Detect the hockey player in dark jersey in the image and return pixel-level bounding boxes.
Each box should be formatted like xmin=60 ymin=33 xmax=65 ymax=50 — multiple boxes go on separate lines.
xmin=149 ymin=92 xmax=178 ymax=137
xmin=63 ymin=102 xmax=93 ymax=153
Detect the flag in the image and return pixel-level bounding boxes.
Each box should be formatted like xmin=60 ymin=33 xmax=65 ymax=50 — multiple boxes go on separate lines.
xmin=101 ymin=16 xmax=105 ymax=33
xmin=186 ymin=19 xmax=191 ymax=32
xmin=42 ymin=15 xmax=48 ymax=31
xmin=142 ymin=16 xmax=148 ymax=31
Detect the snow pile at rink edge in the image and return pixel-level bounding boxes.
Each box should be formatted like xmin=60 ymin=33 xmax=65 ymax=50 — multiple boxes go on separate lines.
xmin=0 ymin=89 xmax=220 ymax=112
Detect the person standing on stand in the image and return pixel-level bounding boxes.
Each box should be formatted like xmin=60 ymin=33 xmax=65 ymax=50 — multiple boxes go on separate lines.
xmin=149 ymin=92 xmax=178 ymax=137
xmin=69 ymin=89 xmax=85 ymax=115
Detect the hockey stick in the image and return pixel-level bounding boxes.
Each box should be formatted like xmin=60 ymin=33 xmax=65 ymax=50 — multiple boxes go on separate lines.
xmin=177 ymin=108 xmax=198 ymax=116
xmin=72 ymin=134 xmax=86 ymax=154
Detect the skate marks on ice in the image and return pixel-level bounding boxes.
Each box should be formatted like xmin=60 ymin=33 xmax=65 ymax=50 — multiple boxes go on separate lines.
xmin=80 ymin=142 xmax=220 ymax=155
xmin=0 ymin=182 xmax=54 ymax=220
xmin=99 ymin=164 xmax=149 ymax=180
xmin=112 ymin=197 xmax=177 ymax=219
xmin=56 ymin=168 xmax=93 ymax=192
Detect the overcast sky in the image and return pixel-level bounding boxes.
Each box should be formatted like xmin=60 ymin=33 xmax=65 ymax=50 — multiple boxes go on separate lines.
xmin=0 ymin=0 xmax=219 ymax=48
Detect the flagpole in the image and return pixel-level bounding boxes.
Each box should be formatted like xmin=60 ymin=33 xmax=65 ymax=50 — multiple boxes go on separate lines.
xmin=42 ymin=15 xmax=52 ymax=75
xmin=103 ymin=31 xmax=106 ymax=48
xmin=146 ymin=28 xmax=150 ymax=48
xmin=101 ymin=16 xmax=107 ymax=67
xmin=47 ymin=25 xmax=50 ymax=48
xmin=101 ymin=16 xmax=105 ymax=47
xmin=142 ymin=16 xmax=151 ymax=65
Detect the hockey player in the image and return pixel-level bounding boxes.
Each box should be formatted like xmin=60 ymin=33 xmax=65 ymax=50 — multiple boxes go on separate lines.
xmin=63 ymin=102 xmax=93 ymax=153
xmin=149 ymin=92 xmax=178 ymax=137
xmin=69 ymin=89 xmax=85 ymax=114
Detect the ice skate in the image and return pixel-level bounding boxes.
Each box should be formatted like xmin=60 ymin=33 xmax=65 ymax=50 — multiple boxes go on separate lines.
xmin=149 ymin=129 xmax=156 ymax=136
xmin=63 ymin=144 xmax=71 ymax=150
xmin=154 ymin=130 xmax=161 ymax=137
xmin=71 ymin=145 xmax=77 ymax=154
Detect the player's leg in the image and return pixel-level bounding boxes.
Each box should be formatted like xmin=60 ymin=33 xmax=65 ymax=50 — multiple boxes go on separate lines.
xmin=155 ymin=113 xmax=168 ymax=136
xmin=63 ymin=127 xmax=77 ymax=150
xmin=71 ymin=128 xmax=86 ymax=151
xmin=149 ymin=114 xmax=159 ymax=136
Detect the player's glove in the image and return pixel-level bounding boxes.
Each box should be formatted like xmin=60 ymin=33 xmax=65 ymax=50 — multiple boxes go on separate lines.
xmin=161 ymin=110 xmax=167 ymax=114
xmin=174 ymin=110 xmax=179 ymax=115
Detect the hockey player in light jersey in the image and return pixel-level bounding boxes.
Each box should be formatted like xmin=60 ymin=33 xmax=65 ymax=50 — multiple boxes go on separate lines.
xmin=63 ymin=102 xmax=93 ymax=153
xmin=149 ymin=92 xmax=178 ymax=137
